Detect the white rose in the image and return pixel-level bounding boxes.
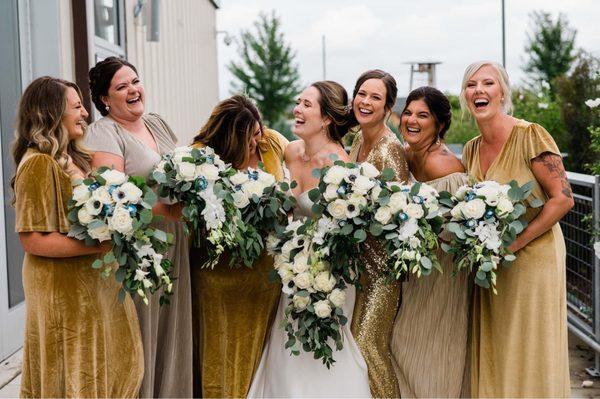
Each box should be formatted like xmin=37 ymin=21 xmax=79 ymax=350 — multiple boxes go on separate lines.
xmin=450 ymin=203 xmax=464 ymax=220
xmin=292 ymin=294 xmax=311 ymax=311
xmin=313 ymin=300 xmax=332 ymax=318
xmin=100 ymin=169 xmax=127 ymax=186
xmin=197 ymin=163 xmax=220 ymax=181
xmin=177 ymin=161 xmax=197 ymax=181
xmin=84 ymin=198 xmax=103 ymax=216
xmin=171 ymin=146 xmax=192 ymax=162
xmin=327 ymin=199 xmax=348 ymax=220
xmin=324 ymin=184 xmax=339 ymax=201
xmin=352 ymin=175 xmax=375 ymax=194
xmin=397 ymin=218 xmax=419 ymax=241
xmin=371 ymin=184 xmax=382 ymax=202
xmin=278 ymin=267 xmax=294 ymax=285
xmin=77 ymin=207 xmax=94 ymax=224
xmin=108 ymin=206 xmax=134 ymax=236
xmin=323 ymin=165 xmax=348 ymax=185
xmin=92 ymin=186 xmax=113 ymax=205
xmin=88 ymin=222 xmax=111 ymax=242
xmin=72 ymin=184 xmax=91 ymax=205
xmin=476 ymin=186 xmax=501 ymax=206
xmin=496 ymin=197 xmax=514 ymax=217
xmin=242 ymin=180 xmax=265 ymax=199
xmin=292 ymin=252 xmax=310 ymax=274
xmin=313 ymin=271 xmax=336 ymax=293
xmin=388 ymin=192 xmax=408 ymax=213
xmin=120 ymin=182 xmax=143 ymax=203
xmin=454 ymin=185 xmax=469 ymax=201
xmin=348 ymin=194 xmax=367 ymax=208
xmin=360 ymin=162 xmax=380 ymax=178
xmin=257 ymin=171 xmax=276 ymax=187
xmin=293 ymin=272 xmax=313 ymax=290
xmin=462 ymin=198 xmax=487 ymax=220
xmin=374 ymin=206 xmax=393 ymax=225
xmin=328 ymin=288 xmax=346 ymax=308
xmin=230 ymin=171 xmax=249 ymax=186
xmin=405 ymin=203 xmax=425 ymax=219
xmin=232 ymin=191 xmax=250 ymax=209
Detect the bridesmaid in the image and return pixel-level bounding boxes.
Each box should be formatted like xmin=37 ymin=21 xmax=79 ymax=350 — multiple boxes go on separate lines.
xmin=391 ymin=86 xmax=471 ymax=397
xmin=348 ymin=69 xmax=408 ymax=398
xmin=190 ymin=94 xmax=288 ymax=398
xmin=12 ymin=77 xmax=143 ymax=397
xmin=460 ymin=61 xmax=572 ymax=397
xmin=85 ymin=57 xmax=193 ymax=398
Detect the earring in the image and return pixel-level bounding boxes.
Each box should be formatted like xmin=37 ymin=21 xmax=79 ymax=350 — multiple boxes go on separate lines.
xmin=501 ymin=97 xmax=505 ymax=101
xmin=105 ymin=105 xmax=110 ymax=112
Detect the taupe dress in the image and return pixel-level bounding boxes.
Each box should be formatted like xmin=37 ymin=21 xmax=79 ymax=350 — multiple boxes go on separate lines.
xmin=86 ymin=113 xmax=193 ymax=398
xmin=348 ymin=132 xmax=409 ymax=398
xmin=392 ymin=172 xmax=472 ymax=398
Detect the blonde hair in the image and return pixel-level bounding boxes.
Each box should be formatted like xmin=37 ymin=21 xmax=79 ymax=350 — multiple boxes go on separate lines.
xmin=11 ymin=76 xmax=92 ymax=201
xmin=459 ymin=61 xmax=513 ymax=115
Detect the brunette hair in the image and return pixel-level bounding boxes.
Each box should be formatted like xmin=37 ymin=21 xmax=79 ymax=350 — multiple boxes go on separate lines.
xmin=192 ymin=94 xmax=263 ymax=169
xmin=349 ymin=69 xmax=398 ymax=128
xmin=403 ymin=86 xmax=452 ymax=142
xmin=89 ymin=56 xmax=138 ymax=116
xmin=310 ymin=81 xmax=352 ymax=143
xmin=11 ymin=76 xmax=92 ymax=201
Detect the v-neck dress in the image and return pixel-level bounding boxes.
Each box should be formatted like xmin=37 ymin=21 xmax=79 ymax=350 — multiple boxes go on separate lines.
xmin=86 ymin=113 xmax=193 ymax=398
xmin=462 ymin=119 xmax=570 ymax=398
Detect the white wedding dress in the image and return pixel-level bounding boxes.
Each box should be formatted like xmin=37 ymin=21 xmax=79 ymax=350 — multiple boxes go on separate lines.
xmin=247 ymin=191 xmax=372 ymax=398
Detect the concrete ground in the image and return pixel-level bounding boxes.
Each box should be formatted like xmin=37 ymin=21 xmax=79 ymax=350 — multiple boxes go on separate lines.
xmin=1 ymin=332 xmax=600 ymax=398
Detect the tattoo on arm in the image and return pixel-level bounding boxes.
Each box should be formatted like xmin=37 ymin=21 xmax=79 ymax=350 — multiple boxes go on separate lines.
xmin=532 ymin=152 xmax=573 ymax=199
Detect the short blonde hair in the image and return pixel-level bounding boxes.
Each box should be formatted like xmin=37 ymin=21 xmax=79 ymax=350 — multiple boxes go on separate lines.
xmin=459 ymin=61 xmax=513 ymax=115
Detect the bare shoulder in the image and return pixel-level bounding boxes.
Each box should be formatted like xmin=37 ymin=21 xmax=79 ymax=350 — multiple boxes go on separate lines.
xmin=284 ymin=139 xmax=303 ymax=164
xmin=424 ymin=147 xmax=465 ymax=180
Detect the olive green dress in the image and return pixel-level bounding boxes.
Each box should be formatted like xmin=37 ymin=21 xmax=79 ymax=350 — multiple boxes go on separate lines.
xmin=348 ymin=132 xmax=409 ymax=398
xmin=86 ymin=113 xmax=193 ymax=398
xmin=190 ymin=129 xmax=288 ymax=398
xmin=16 ymin=150 xmax=144 ymax=398
xmin=462 ymin=120 xmax=570 ymax=398
xmin=392 ymin=172 xmax=472 ymax=398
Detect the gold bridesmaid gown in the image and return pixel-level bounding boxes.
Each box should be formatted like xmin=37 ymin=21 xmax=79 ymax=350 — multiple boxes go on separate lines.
xmin=348 ymin=132 xmax=409 ymax=398
xmin=462 ymin=120 xmax=570 ymax=398
xmin=15 ymin=150 xmax=144 ymax=398
xmin=190 ymin=129 xmax=288 ymax=398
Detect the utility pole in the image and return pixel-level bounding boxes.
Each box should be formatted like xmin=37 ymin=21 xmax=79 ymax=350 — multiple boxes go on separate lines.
xmin=502 ymin=0 xmax=506 ymax=67
xmin=322 ymin=35 xmax=326 ymax=80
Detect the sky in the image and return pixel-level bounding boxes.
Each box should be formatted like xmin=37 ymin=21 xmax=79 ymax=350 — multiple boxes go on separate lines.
xmin=215 ymin=0 xmax=600 ymax=99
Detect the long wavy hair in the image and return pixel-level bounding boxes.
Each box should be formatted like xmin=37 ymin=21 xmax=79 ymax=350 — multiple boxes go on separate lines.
xmin=11 ymin=76 xmax=92 ymax=201
xmin=310 ymin=81 xmax=353 ymax=143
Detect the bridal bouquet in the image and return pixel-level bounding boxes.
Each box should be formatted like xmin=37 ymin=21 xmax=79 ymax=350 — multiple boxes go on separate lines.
xmin=267 ymin=217 xmax=350 ymax=369
xmin=151 ymin=145 xmax=239 ymax=268
xmin=439 ymin=180 xmax=542 ymax=293
xmin=370 ymin=181 xmax=444 ymax=280
xmin=68 ymin=167 xmax=174 ymax=305
xmin=226 ymin=167 xmax=297 ymax=267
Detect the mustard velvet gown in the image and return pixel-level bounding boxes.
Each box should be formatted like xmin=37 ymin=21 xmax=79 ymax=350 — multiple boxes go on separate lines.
xmin=15 ymin=150 xmax=144 ymax=398
xmin=190 ymin=129 xmax=288 ymax=398
xmin=348 ymin=132 xmax=409 ymax=398
xmin=462 ymin=120 xmax=570 ymax=398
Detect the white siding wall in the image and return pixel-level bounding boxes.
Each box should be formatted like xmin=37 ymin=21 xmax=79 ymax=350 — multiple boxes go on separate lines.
xmin=125 ymin=0 xmax=219 ymax=145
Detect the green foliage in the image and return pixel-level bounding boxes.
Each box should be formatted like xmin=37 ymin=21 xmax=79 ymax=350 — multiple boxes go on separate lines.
xmin=523 ymin=11 xmax=576 ymax=90
xmin=444 ymin=94 xmax=479 ymax=145
xmin=228 ymin=11 xmax=301 ymax=127
xmin=589 ymin=125 xmax=600 ymax=175
xmin=555 ymin=51 xmax=600 ymax=172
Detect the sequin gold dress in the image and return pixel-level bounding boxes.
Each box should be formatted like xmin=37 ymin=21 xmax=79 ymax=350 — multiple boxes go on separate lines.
xmin=16 ymin=150 xmax=144 ymax=398
xmin=348 ymin=132 xmax=409 ymax=398
xmin=462 ymin=120 xmax=570 ymax=397
xmin=392 ymin=172 xmax=472 ymax=398
xmin=190 ymin=129 xmax=288 ymax=398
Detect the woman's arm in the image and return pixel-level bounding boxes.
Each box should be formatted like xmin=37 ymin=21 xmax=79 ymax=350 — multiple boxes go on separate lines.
xmin=91 ymin=151 xmax=182 ymax=222
xmin=508 ymin=152 xmax=574 ymax=252
xmin=19 ymin=232 xmax=107 ymax=258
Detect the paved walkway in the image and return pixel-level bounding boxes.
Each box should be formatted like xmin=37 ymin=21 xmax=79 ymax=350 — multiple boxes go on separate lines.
xmin=1 ymin=332 xmax=600 ymax=398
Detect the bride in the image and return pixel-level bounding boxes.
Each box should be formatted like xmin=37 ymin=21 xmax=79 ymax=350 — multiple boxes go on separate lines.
xmin=247 ymin=81 xmax=372 ymax=398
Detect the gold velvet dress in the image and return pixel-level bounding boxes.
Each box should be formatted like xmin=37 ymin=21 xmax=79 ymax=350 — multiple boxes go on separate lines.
xmin=462 ymin=120 xmax=570 ymax=397
xmin=15 ymin=150 xmax=144 ymax=398
xmin=348 ymin=132 xmax=409 ymax=398
xmin=190 ymin=129 xmax=288 ymax=398
xmin=391 ymin=172 xmax=472 ymax=398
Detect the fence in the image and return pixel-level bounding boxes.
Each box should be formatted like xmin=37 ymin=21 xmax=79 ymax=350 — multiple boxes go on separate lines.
xmin=563 ymin=172 xmax=600 ymax=376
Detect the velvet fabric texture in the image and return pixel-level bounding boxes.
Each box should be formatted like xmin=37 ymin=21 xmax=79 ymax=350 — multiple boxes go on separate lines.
xmin=462 ymin=120 xmax=570 ymax=398
xmin=15 ymin=150 xmax=144 ymax=398
xmin=190 ymin=129 xmax=288 ymax=398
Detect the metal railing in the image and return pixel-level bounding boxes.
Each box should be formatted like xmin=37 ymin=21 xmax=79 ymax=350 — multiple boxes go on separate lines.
xmin=563 ymin=172 xmax=600 ymax=376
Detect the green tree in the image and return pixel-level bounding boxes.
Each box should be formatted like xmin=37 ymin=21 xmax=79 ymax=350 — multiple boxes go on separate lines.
xmin=523 ymin=11 xmax=576 ymax=90
xmin=229 ymin=11 xmax=301 ymax=130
